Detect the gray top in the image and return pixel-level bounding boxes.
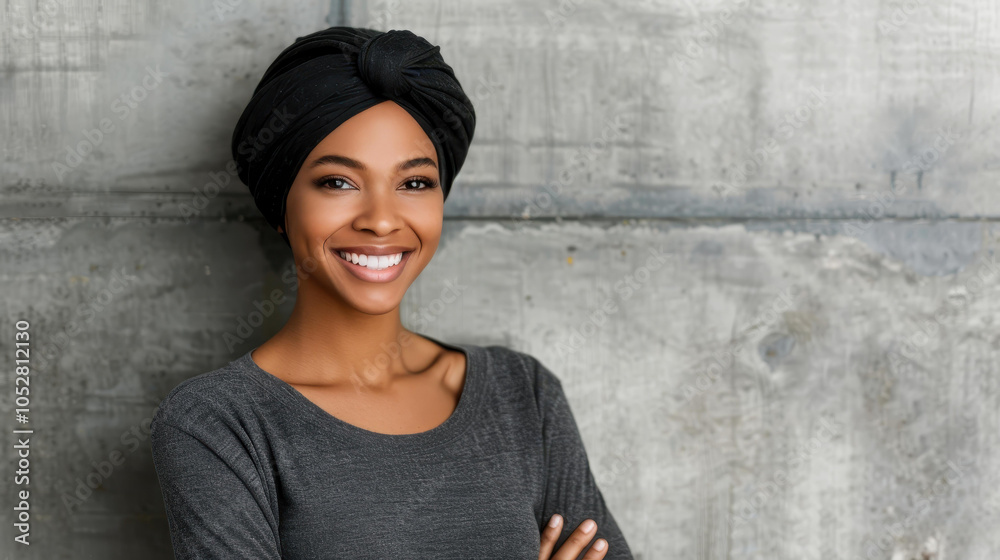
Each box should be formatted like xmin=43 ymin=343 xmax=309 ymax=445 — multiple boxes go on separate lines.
xmin=150 ymin=336 xmax=634 ymax=559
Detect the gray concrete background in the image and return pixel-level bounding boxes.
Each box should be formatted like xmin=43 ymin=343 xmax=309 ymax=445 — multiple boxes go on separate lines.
xmin=2 ymin=0 xmax=999 ymax=558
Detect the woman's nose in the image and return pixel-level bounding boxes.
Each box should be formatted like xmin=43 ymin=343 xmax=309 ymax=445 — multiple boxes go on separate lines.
xmin=352 ymin=187 xmax=403 ymax=236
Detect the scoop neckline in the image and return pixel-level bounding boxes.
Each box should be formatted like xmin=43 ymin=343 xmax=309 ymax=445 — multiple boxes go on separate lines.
xmin=238 ymin=333 xmax=484 ymax=452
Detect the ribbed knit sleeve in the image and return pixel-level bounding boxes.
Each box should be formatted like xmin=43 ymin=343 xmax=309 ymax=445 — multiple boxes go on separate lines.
xmin=150 ymin=405 xmax=282 ymax=559
xmin=530 ymin=356 xmax=635 ymax=559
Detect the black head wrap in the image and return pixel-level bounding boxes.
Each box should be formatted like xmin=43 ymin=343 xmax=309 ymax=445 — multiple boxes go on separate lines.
xmin=230 ymin=26 xmax=477 ymax=246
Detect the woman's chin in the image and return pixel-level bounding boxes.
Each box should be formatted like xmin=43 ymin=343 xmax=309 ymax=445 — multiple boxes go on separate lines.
xmin=334 ymin=287 xmax=408 ymax=314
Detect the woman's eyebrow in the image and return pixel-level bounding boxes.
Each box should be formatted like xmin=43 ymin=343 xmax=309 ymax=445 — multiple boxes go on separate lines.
xmin=308 ymin=154 xmax=437 ymax=172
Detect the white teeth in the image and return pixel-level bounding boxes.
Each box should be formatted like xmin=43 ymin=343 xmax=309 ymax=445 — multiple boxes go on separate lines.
xmin=337 ymin=251 xmax=405 ymax=271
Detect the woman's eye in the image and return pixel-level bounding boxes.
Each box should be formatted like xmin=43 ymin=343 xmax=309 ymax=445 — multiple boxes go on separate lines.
xmin=317 ymin=177 xmax=354 ymax=190
xmin=402 ymin=178 xmax=438 ymax=190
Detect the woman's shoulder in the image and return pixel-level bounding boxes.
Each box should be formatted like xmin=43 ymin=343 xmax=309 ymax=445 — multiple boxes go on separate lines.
xmin=479 ymin=343 xmax=565 ymax=397
xmin=473 ymin=344 xmax=574 ymax=432
xmin=151 ymin=353 xmax=258 ymax=435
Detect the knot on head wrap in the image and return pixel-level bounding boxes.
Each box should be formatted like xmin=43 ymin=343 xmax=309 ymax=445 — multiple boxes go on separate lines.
xmin=357 ymin=30 xmax=427 ymax=97
xmin=230 ymin=26 xmax=477 ymax=245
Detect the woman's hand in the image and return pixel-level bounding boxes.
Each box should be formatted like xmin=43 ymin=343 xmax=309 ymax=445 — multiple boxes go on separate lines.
xmin=538 ymin=513 xmax=608 ymax=559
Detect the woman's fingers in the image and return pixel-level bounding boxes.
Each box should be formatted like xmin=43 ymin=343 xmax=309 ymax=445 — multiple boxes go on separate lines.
xmin=538 ymin=513 xmax=562 ymax=560
xmin=542 ymin=516 xmax=608 ymax=560
xmin=557 ymin=519 xmax=605 ymax=560
xmin=581 ymin=536 xmax=609 ymax=559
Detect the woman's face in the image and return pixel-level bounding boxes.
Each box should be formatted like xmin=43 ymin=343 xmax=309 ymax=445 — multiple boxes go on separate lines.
xmin=280 ymin=100 xmax=445 ymax=314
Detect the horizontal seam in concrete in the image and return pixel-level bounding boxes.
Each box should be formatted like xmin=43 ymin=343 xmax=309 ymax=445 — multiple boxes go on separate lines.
xmin=3 ymin=216 xmax=1000 ymax=222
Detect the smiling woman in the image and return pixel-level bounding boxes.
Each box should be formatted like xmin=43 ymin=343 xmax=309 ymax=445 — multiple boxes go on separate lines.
xmin=149 ymin=25 xmax=634 ymax=560
xmin=280 ymin=101 xmax=443 ymax=292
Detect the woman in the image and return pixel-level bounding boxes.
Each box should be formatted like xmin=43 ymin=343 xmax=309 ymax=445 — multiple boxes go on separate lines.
xmin=150 ymin=26 xmax=634 ymax=559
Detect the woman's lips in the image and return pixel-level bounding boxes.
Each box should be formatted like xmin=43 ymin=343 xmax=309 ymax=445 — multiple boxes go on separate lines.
xmin=333 ymin=249 xmax=412 ymax=283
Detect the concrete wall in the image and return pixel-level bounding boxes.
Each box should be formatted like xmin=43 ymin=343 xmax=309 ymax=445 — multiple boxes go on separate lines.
xmin=2 ymin=0 xmax=999 ymax=558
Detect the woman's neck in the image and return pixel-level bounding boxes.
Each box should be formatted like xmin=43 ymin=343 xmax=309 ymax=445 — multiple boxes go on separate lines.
xmin=252 ymin=279 xmax=438 ymax=390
